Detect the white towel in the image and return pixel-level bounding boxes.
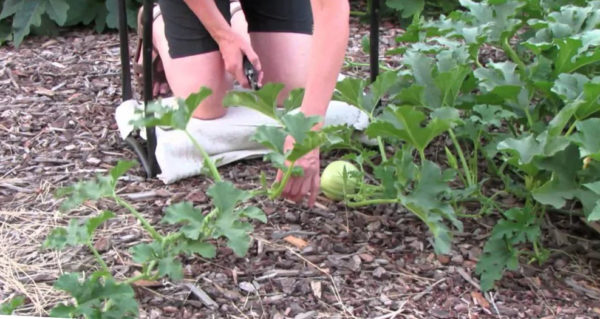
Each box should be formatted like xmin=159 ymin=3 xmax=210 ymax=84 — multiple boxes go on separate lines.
xmin=115 ymin=98 xmax=369 ymax=184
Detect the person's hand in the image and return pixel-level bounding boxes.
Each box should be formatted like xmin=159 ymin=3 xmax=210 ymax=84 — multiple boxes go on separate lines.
xmin=217 ymin=31 xmax=262 ymax=88
xmin=276 ymin=136 xmax=321 ymax=207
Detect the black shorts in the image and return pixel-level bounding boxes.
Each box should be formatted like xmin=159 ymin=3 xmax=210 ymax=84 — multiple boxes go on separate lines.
xmin=158 ymin=0 xmax=313 ymax=59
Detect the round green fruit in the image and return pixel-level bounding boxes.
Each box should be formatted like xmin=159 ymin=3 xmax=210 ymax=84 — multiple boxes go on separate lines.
xmin=320 ymin=160 xmax=360 ymax=200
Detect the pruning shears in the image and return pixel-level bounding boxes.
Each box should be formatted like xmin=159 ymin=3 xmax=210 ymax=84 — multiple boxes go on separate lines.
xmin=243 ymin=55 xmax=260 ymax=91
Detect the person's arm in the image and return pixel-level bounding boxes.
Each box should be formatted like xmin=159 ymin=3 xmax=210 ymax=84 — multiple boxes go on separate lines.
xmin=300 ymin=0 xmax=350 ymax=128
xmin=182 ymin=0 xmax=261 ymax=87
xmin=278 ymin=0 xmax=350 ymax=206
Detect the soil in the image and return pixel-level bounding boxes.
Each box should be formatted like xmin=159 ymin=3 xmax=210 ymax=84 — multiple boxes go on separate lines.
xmin=1 ymin=17 xmax=599 ymax=319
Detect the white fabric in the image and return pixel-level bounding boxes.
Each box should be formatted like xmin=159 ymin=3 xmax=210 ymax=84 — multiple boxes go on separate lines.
xmin=115 ymin=97 xmax=369 ymax=184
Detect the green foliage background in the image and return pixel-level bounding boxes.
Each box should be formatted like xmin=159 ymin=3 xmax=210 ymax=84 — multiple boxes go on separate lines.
xmin=0 ymin=0 xmax=141 ymax=47
xmin=0 ymin=0 xmax=460 ymax=47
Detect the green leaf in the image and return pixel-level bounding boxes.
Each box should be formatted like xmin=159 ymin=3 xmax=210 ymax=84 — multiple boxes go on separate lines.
xmin=207 ymin=181 xmax=251 ymax=216
xmin=281 ymin=112 xmax=321 ymax=144
xmin=386 ymin=0 xmax=424 ymax=18
xmin=401 ymin=161 xmax=461 ymax=254
xmin=105 ymin=0 xmax=138 ymax=29
xmin=177 ymin=239 xmax=217 ymax=258
xmin=476 ymin=237 xmax=519 ymax=291
xmin=587 ymin=201 xmax=600 ymax=221
xmin=158 ymin=258 xmax=183 ymax=280
xmin=162 ymin=202 xmax=205 ymax=240
xmin=470 ymin=105 xmax=517 ymax=128
xmin=10 ymin=0 xmax=46 ymax=47
xmin=251 ymin=126 xmax=286 ymax=154
xmin=132 ymin=87 xmax=212 ymax=131
xmin=532 ymin=145 xmax=581 ymax=208
xmin=52 ymin=272 xmax=138 ymax=319
xmin=474 ymin=62 xmax=528 ymax=109
xmin=207 ymin=181 xmax=254 ymax=256
xmin=45 ymin=0 xmax=69 ymax=25
xmin=333 ymin=77 xmax=368 ymax=111
xmin=0 ymin=0 xmax=23 ymax=19
xmin=86 ymin=211 xmax=115 ymax=237
xmin=286 ymin=131 xmax=324 ymax=162
xmin=49 ymin=304 xmax=77 ymax=318
xmin=366 ymin=105 xmax=453 ymax=156
xmin=584 ymin=181 xmax=600 ymax=195
xmin=130 ymin=242 xmax=157 ymax=264
xmin=364 ymin=71 xmax=400 ymax=113
xmin=283 ymin=88 xmax=305 ymax=113
xmin=56 ymin=161 xmax=134 ymax=212
xmin=223 ymin=83 xmax=285 ymax=120
xmin=239 ymin=206 xmax=267 ymax=223
xmin=491 ymin=207 xmax=541 ymax=244
xmin=110 ymin=160 xmax=137 ymax=184
xmin=0 ymin=296 xmax=25 ymax=315
xmin=476 ymin=206 xmax=541 ymax=291
xmin=63 ymin=0 xmax=105 ymax=26
xmin=551 ymin=74 xmax=600 ymax=121
xmin=44 ymin=211 xmax=114 ymax=250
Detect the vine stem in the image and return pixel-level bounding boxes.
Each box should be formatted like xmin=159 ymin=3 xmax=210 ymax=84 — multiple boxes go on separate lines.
xmin=347 ymin=198 xmax=400 ymax=207
xmin=269 ymin=161 xmax=296 ymax=199
xmin=377 ymin=137 xmax=388 ymax=162
xmin=123 ymin=273 xmax=149 ymax=285
xmin=184 ymin=130 xmax=222 ymax=182
xmin=501 ymin=37 xmax=535 ymax=129
xmin=448 ymin=129 xmax=474 ymax=187
xmin=502 ymin=37 xmax=527 ymax=77
xmin=86 ymin=243 xmax=110 ymax=275
xmin=565 ymin=121 xmax=577 ymax=136
xmin=115 ymin=196 xmax=163 ymax=242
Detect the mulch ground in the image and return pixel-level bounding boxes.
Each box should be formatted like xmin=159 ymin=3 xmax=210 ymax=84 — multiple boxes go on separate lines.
xmin=1 ymin=18 xmax=599 ymax=319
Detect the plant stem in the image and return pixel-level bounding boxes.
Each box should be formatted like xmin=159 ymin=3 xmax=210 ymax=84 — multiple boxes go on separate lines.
xmin=115 ymin=196 xmax=163 ymax=242
xmin=347 ymin=198 xmax=400 ymax=207
xmin=502 ymin=37 xmax=527 ymax=77
xmin=269 ymin=161 xmax=296 ymax=199
xmin=350 ymin=10 xmax=367 ymax=16
xmin=87 ymin=243 xmax=110 ymax=275
xmin=123 ymin=273 xmax=149 ymax=285
xmin=184 ymin=130 xmax=222 ymax=182
xmin=448 ymin=129 xmax=474 ymax=187
xmin=377 ymin=137 xmax=388 ymax=162
xmin=565 ymin=121 xmax=577 ymax=136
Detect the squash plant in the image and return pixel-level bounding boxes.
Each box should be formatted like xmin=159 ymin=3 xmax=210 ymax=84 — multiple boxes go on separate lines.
xmin=42 ymin=86 xmax=324 ymax=318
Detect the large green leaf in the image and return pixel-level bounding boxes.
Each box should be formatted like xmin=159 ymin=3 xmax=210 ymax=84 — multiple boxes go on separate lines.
xmin=366 ymin=105 xmax=454 ymax=156
xmin=162 ymin=202 xmax=205 ymax=240
xmin=0 ymin=296 xmax=25 ymax=315
xmin=45 ymin=0 xmax=69 ymax=25
xmin=206 ymin=181 xmax=255 ymax=257
xmin=132 ymin=87 xmax=212 ymax=131
xmin=51 ymin=272 xmax=138 ymax=319
xmin=551 ymin=74 xmax=600 ymax=120
xmin=10 ymin=0 xmax=46 ymax=47
xmin=44 ymin=211 xmax=115 ymax=250
xmin=532 ymin=145 xmax=580 ymax=208
xmin=401 ymin=161 xmax=461 ymax=255
xmin=571 ymin=118 xmax=600 ymax=160
xmin=386 ymin=0 xmax=424 ymax=18
xmin=223 ymin=83 xmax=284 ymax=120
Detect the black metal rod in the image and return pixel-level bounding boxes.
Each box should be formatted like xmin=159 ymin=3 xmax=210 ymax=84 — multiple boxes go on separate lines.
xmin=118 ymin=0 xmax=132 ymax=101
xmin=143 ymin=0 xmax=159 ymax=177
xmin=369 ymin=0 xmax=380 ymax=83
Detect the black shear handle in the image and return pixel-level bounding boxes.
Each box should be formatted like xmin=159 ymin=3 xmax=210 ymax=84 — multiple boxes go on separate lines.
xmin=243 ymin=55 xmax=260 ymax=90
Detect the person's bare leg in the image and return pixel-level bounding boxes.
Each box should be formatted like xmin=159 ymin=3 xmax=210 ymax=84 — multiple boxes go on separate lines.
xmin=250 ymin=33 xmax=312 ymax=105
xmin=152 ymin=15 xmax=231 ymax=120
